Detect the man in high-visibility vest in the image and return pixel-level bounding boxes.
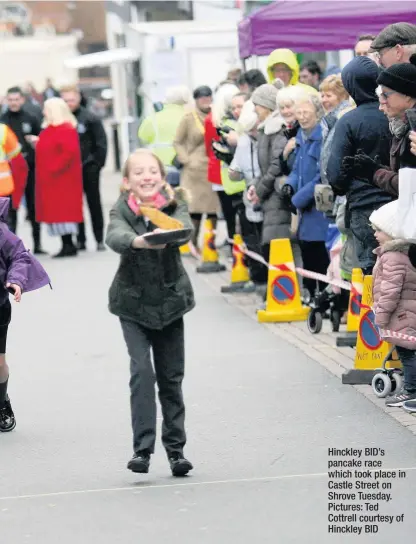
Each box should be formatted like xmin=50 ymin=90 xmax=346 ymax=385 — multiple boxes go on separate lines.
xmin=138 ymin=86 xmax=191 ymax=187
xmin=0 ymin=124 xmax=28 ymax=232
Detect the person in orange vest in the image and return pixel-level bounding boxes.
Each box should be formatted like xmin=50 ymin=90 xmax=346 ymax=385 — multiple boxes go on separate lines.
xmin=0 ymin=123 xmax=28 ymax=232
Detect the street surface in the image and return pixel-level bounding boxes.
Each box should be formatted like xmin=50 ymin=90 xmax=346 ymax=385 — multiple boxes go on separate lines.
xmin=1 ymin=174 xmax=416 ymax=543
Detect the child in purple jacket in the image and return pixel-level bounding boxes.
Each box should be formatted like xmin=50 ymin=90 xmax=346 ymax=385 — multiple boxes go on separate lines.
xmin=0 ymin=198 xmax=50 ymax=432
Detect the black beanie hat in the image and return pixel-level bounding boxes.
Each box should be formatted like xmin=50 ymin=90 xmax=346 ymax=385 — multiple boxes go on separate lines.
xmin=193 ymin=85 xmax=212 ymax=100
xmin=377 ymin=55 xmax=416 ymax=98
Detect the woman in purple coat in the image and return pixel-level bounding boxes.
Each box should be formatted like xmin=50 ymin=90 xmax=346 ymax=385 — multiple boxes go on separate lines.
xmin=0 ymin=198 xmax=50 ymax=432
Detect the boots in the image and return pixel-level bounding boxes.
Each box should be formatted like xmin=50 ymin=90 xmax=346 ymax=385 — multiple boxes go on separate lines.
xmin=54 ymin=235 xmax=78 ymax=258
xmin=33 ymin=222 xmax=47 ymax=255
xmin=191 ymin=218 xmax=201 ymax=249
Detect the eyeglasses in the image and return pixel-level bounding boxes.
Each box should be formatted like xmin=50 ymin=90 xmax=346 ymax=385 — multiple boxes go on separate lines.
xmin=378 ymin=90 xmax=397 ymax=101
xmin=374 ymin=47 xmax=392 ymax=61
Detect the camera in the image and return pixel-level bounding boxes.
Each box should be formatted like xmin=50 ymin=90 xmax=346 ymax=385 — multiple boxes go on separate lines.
xmin=211 ymin=125 xmax=235 ymax=165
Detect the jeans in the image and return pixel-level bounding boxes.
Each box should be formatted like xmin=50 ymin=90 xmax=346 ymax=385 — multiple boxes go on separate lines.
xmin=396 ymin=346 xmax=416 ymax=393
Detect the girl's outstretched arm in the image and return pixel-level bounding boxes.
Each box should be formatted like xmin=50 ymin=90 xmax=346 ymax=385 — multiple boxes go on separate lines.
xmin=105 ymin=205 xmax=137 ymax=254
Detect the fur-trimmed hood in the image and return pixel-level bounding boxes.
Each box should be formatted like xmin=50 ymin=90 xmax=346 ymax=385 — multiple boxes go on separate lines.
xmin=258 ymin=110 xmax=285 ymax=136
xmin=374 ymin=239 xmax=412 ymax=256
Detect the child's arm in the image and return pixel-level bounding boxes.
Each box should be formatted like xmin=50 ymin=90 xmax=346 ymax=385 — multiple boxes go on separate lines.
xmin=105 ymin=205 xmax=138 ymax=254
xmin=2 ymin=234 xmax=33 ymax=297
xmin=374 ymin=255 xmax=407 ymax=327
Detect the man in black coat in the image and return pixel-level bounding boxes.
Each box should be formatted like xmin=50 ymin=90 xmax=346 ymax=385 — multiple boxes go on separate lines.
xmin=61 ymin=85 xmax=108 ymax=251
xmin=327 ymin=56 xmax=393 ymax=275
xmin=0 ymin=86 xmax=44 ymax=253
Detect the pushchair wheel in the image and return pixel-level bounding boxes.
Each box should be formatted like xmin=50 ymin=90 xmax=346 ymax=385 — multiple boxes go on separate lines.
xmin=390 ymin=371 xmax=403 ymax=395
xmin=372 ymin=372 xmax=392 ymax=398
xmin=331 ymin=309 xmax=341 ymax=333
xmin=307 ymin=310 xmax=323 ymax=334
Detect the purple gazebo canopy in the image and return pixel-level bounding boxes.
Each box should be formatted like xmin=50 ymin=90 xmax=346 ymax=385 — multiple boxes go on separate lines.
xmin=238 ymin=0 xmax=416 ymax=58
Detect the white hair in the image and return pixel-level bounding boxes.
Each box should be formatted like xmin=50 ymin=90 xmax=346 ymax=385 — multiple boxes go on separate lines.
xmin=165 ymin=85 xmax=192 ymax=106
xmin=276 ymin=85 xmax=309 ymax=107
xmin=404 ymin=44 xmax=416 ymax=55
xmin=43 ymin=97 xmax=77 ymax=128
xmin=293 ymin=92 xmax=325 ymax=120
xmin=211 ymin=83 xmax=240 ymax=127
xmin=238 ymin=99 xmax=258 ymax=133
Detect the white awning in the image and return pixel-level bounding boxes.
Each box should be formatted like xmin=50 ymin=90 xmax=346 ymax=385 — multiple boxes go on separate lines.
xmin=64 ymin=48 xmax=140 ymax=69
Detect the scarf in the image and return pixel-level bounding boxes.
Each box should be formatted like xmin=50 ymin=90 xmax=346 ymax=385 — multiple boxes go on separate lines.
xmin=389 ymin=117 xmax=409 ymax=139
xmin=128 ymin=192 xmax=167 ymax=215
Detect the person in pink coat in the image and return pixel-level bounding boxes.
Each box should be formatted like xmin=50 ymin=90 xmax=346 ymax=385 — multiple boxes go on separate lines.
xmin=370 ymin=200 xmax=416 ymax=409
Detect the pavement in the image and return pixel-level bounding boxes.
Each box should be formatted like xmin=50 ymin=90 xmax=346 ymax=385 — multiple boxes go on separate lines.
xmin=1 ymin=171 xmax=416 ymax=543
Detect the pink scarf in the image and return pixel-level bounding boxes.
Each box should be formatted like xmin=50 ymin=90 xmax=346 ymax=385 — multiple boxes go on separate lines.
xmin=128 ymin=192 xmax=167 ymax=215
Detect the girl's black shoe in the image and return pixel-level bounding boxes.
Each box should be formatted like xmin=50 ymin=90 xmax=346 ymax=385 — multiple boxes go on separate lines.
xmin=127 ymin=451 xmax=151 ymax=473
xmin=169 ymin=452 xmax=193 ymax=476
xmin=0 ymin=397 xmax=16 ymax=432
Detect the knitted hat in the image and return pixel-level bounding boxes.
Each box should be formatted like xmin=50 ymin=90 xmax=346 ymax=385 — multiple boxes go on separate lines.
xmin=251 ymin=83 xmax=280 ymax=111
xmin=377 ymin=55 xmax=416 ymax=98
xmin=370 ymin=22 xmax=416 ymax=52
xmin=369 ymin=200 xmax=398 ymax=238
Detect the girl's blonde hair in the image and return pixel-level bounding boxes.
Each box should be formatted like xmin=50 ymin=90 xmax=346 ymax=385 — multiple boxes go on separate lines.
xmin=123 ymin=148 xmax=167 ymax=179
xmin=43 ymin=97 xmax=77 ymax=128
xmin=319 ymin=74 xmax=349 ymax=101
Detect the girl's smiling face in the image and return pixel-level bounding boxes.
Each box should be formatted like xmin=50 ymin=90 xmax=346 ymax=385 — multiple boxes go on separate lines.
xmin=123 ymin=153 xmax=164 ymax=201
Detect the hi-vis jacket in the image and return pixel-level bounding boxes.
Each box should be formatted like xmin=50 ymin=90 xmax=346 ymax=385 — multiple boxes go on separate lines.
xmin=138 ymin=104 xmax=186 ymax=166
xmin=0 ymin=123 xmax=21 ymax=196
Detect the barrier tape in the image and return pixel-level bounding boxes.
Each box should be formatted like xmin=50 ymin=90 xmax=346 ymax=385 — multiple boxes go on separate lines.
xmin=225 ymin=238 xmax=416 ymax=345
xmin=227 ymin=238 xmax=352 ymax=291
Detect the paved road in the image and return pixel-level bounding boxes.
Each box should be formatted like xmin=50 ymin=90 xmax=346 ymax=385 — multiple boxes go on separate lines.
xmin=1 ymin=178 xmax=416 ymax=543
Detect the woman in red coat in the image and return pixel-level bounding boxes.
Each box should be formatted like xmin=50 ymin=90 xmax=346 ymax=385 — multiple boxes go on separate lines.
xmin=35 ymin=97 xmax=83 ymax=258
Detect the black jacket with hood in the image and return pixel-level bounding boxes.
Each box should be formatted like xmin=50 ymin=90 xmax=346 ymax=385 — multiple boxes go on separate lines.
xmin=327 ymin=56 xmax=392 ymax=212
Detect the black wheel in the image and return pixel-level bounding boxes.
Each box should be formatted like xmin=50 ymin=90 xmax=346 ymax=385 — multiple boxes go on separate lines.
xmin=307 ymin=310 xmax=323 ymax=334
xmin=331 ymin=310 xmax=341 ymax=333
xmin=372 ymin=373 xmax=392 ymax=398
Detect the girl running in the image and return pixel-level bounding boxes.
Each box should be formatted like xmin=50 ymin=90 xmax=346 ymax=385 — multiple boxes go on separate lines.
xmin=106 ymin=149 xmax=195 ymax=476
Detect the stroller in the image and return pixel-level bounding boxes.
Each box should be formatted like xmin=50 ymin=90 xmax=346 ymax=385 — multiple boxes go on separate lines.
xmin=307 ymin=232 xmax=349 ymax=334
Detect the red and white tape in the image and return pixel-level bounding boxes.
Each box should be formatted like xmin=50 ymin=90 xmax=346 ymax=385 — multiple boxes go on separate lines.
xmin=226 ymin=239 xmax=416 ymax=344
xmin=227 ymin=239 xmax=352 ymax=291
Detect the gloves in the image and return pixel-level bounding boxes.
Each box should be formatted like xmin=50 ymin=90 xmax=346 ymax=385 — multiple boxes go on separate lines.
xmin=352 ymin=150 xmax=382 ymax=183
xmin=281 ymin=184 xmax=296 ymax=213
xmin=281 ymin=184 xmax=294 ymax=198
xmin=212 ymin=141 xmax=234 ymax=165
xmin=341 ymin=156 xmax=355 ymax=173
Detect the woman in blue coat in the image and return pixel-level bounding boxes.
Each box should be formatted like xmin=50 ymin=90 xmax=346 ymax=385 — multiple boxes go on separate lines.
xmin=282 ymin=94 xmax=330 ymax=296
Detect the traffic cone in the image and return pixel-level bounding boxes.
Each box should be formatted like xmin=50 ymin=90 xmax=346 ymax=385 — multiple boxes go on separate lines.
xmin=221 ymin=234 xmax=255 ymax=293
xmin=257 ymin=238 xmax=309 ymax=323
xmin=179 ymin=243 xmax=191 ymax=256
xmin=347 ymin=268 xmax=364 ymax=333
xmin=196 ymin=219 xmax=226 ymax=273
xmin=336 ymin=268 xmax=363 ymax=348
xmin=342 ymin=275 xmax=400 ymax=384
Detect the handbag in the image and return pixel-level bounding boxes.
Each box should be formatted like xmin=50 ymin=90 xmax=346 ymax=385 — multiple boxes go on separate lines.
xmin=396 ymin=167 xmax=416 ymax=241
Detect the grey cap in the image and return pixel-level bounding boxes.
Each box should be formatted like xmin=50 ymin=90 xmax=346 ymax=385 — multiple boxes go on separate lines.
xmin=370 ymin=22 xmax=416 ymax=52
